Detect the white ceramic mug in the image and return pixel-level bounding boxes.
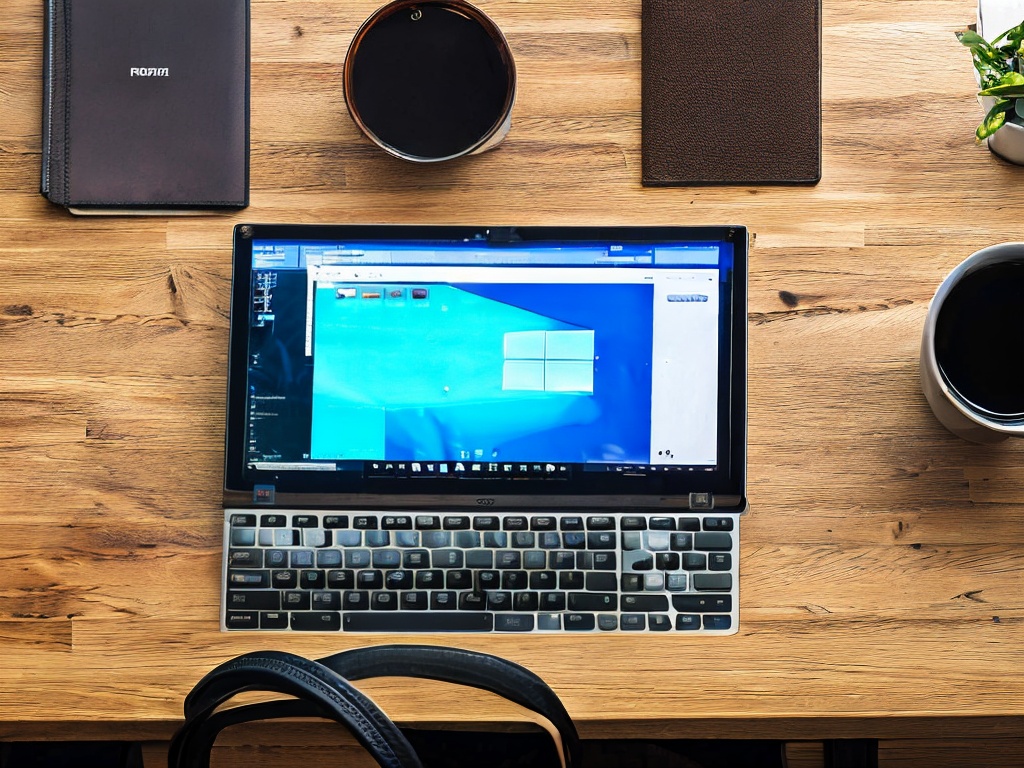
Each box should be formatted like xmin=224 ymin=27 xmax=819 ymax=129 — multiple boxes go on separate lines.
xmin=920 ymin=242 xmax=1024 ymax=443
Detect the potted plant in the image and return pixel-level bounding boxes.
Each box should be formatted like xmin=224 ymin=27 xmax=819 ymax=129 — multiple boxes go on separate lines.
xmin=957 ymin=19 xmax=1024 ymax=163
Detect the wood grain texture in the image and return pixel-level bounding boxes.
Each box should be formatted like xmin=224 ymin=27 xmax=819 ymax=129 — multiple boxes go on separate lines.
xmin=1 ymin=0 xmax=1022 ymax=746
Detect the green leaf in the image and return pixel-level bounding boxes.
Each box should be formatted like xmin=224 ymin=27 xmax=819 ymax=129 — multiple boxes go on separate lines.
xmin=977 ymin=99 xmax=1013 ymax=139
xmin=978 ymin=85 xmax=1024 ymax=97
xmin=957 ymin=29 xmax=991 ymax=48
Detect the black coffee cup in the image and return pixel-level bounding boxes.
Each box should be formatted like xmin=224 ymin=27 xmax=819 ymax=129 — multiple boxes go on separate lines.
xmin=344 ymin=0 xmax=516 ymax=162
xmin=921 ymin=243 xmax=1024 ymax=442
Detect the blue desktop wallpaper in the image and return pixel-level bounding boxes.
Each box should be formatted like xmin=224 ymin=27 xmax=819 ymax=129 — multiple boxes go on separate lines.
xmin=310 ymin=282 xmax=653 ymax=463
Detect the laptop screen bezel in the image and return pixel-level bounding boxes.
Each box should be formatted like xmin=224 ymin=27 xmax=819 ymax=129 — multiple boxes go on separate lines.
xmin=223 ymin=223 xmax=747 ymax=510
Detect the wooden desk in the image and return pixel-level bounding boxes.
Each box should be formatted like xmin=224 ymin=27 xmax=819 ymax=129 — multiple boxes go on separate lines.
xmin=1 ymin=0 xmax=1021 ymax=755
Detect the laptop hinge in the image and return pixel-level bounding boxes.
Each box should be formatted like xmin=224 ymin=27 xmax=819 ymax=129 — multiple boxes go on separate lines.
xmin=688 ymin=492 xmax=714 ymax=510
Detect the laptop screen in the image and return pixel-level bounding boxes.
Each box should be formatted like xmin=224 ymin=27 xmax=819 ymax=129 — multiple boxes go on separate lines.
xmin=225 ymin=225 xmax=746 ymax=508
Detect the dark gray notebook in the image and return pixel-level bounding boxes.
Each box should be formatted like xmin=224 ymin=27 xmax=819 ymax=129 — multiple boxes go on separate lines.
xmin=41 ymin=0 xmax=249 ymax=213
xmin=641 ymin=0 xmax=821 ymax=186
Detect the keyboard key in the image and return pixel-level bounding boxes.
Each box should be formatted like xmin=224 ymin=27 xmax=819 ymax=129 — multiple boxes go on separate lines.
xmin=459 ymin=593 xmax=487 ymax=610
xmin=649 ymin=517 xmax=675 ymax=530
xmin=273 ymin=529 xmax=299 ymax=547
xmin=264 ymin=549 xmax=287 ymax=567
xmin=586 ymin=516 xmax=614 ymax=530
xmin=530 ymin=571 xmax=556 ymax=590
xmin=559 ymin=571 xmax=584 ymax=590
xmin=502 ymin=570 xmax=528 ymax=590
xmin=282 ymin=591 xmax=310 ymax=610
xmin=475 ymin=570 xmax=500 ymax=591
xmin=655 ymin=552 xmax=680 ymax=570
xmin=643 ymin=573 xmax=665 ymax=591
xmin=530 ymin=516 xmax=556 ymax=531
xmin=228 ymin=570 xmax=270 ymax=588
xmin=621 ymin=516 xmax=647 ymax=530
xmin=694 ymin=531 xmax=733 ymax=551
xmin=346 ymin=549 xmax=371 ymax=568
xmin=587 ymin=531 xmax=616 ymax=549
xmin=537 ymin=613 xmax=562 ymax=630
xmin=620 ymin=594 xmax=668 ymax=612
xmin=415 ymin=569 xmax=444 ymax=589
xmin=563 ymin=532 xmax=586 ymax=549
xmin=670 ymin=532 xmax=693 ymax=551
xmin=564 ymin=613 xmax=596 ymax=631
xmin=271 ymin=570 xmax=297 ymax=589
xmin=260 ymin=612 xmax=288 ymax=629
xmin=483 ymin=531 xmax=507 ymax=548
xmin=443 ymin=516 xmax=470 ymax=530
xmin=446 ymin=569 xmax=472 ymax=589
xmin=343 ymin=591 xmax=370 ymax=610
xmin=666 ymin=573 xmax=687 ymax=592
xmin=588 ymin=552 xmax=617 ymax=571
xmin=415 ymin=515 xmax=441 ymax=529
xmin=568 ymin=592 xmax=615 ymax=611
xmin=672 ymin=594 xmax=732 ymax=613
xmin=486 ymin=591 xmax=512 ymax=610
xmin=302 ymin=529 xmax=328 ymax=548
xmin=472 ymin=516 xmax=499 ymax=530
xmin=703 ymin=615 xmax=732 ymax=631
xmin=682 ymin=552 xmax=707 ymax=570
xmin=430 ymin=591 xmax=457 ymax=610
xmin=231 ymin=528 xmax=256 ymax=546
xmin=230 ymin=514 xmax=256 ymax=527
xmin=371 ymin=591 xmax=398 ymax=610
xmin=225 ymin=611 xmax=258 ymax=629
xmin=693 ymin=573 xmax=733 ymax=591
xmin=291 ymin=612 xmax=341 ymax=631
xmin=226 ymin=590 xmax=279 ymax=610
xmin=703 ymin=517 xmax=734 ymax=531
xmin=372 ymin=549 xmax=401 ymax=568
xmin=433 ymin=549 xmax=464 ymax=568
xmin=323 ymin=515 xmax=349 ymax=529
xmin=495 ymin=550 xmax=521 ymax=569
xmin=455 ymin=531 xmax=481 ymax=548
xmin=678 ymin=517 xmax=701 ymax=531
xmin=403 ymin=549 xmax=430 ymax=568
xmin=622 ymin=532 xmax=643 ymax=551
xmin=513 ymin=592 xmax=539 ymax=611
xmin=709 ymin=553 xmax=732 ymax=571
xmin=550 ymin=551 xmax=575 ymax=570
xmin=598 ymin=614 xmax=618 ymax=631
xmin=356 ymin=570 xmax=383 ymax=590
xmin=317 ymin=549 xmax=343 ymax=567
xmin=395 ymin=531 xmax=420 ymax=547
xmin=503 ymin=516 xmax=528 ymax=531
xmin=300 ymin=569 xmax=325 ymax=589
xmin=382 ymin=515 xmax=412 ymax=529
xmin=365 ymin=531 xmax=390 ymax=548
xmin=327 ymin=570 xmax=354 ymax=589
xmin=644 ymin=532 xmax=670 ymax=551
xmin=559 ymin=516 xmax=584 ymax=531
xmin=523 ymin=550 xmax=546 ymax=570
xmin=353 ymin=516 xmax=378 ymax=529
xmin=540 ymin=592 xmax=566 ymax=611
xmin=385 ymin=570 xmax=413 ymax=590
xmin=343 ymin=612 xmax=494 ymax=632
xmin=621 ymin=574 xmax=642 ymax=592
xmin=676 ymin=614 xmax=700 ymax=630
xmin=620 ymin=613 xmax=645 ymax=630
xmin=422 ymin=531 xmax=452 ymax=548
xmin=290 ymin=550 xmax=314 ymax=568
xmin=538 ymin=532 xmax=561 ymax=549
xmin=401 ymin=591 xmax=428 ymax=610
xmin=586 ymin=572 xmax=617 ymax=591
xmin=495 ymin=614 xmax=535 ymax=631
xmin=649 ymin=614 xmax=672 ymax=631
xmin=465 ymin=549 xmax=494 ymax=568
xmin=512 ymin=531 xmax=536 ymax=548
xmin=228 ymin=549 xmax=262 ymax=568
xmin=311 ymin=590 xmax=341 ymax=610
xmin=293 ymin=515 xmax=318 ymax=528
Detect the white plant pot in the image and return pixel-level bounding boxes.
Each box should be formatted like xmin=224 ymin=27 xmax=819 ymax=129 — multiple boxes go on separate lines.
xmin=979 ymin=95 xmax=1024 ymax=165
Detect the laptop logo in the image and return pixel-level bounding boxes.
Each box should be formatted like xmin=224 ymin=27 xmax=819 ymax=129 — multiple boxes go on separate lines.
xmin=476 ymin=498 xmax=495 ymax=506
xmin=130 ymin=67 xmax=169 ymax=77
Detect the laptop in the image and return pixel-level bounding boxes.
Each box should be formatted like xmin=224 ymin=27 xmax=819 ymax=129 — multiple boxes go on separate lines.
xmin=222 ymin=224 xmax=748 ymax=634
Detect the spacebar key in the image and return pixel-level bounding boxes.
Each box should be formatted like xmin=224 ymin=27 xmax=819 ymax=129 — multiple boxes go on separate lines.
xmin=343 ymin=612 xmax=495 ymax=632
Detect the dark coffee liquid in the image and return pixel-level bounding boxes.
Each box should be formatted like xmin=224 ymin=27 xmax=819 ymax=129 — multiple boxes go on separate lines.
xmin=349 ymin=4 xmax=510 ymax=159
xmin=934 ymin=261 xmax=1024 ymax=417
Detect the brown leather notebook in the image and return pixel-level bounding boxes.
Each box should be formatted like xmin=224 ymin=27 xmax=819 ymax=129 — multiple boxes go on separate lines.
xmin=41 ymin=0 xmax=249 ymax=213
xmin=641 ymin=0 xmax=821 ymax=186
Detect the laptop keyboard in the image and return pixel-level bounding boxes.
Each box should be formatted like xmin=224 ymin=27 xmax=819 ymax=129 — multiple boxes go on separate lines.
xmin=223 ymin=510 xmax=739 ymax=634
